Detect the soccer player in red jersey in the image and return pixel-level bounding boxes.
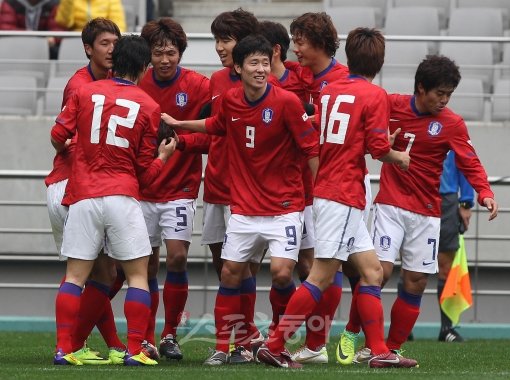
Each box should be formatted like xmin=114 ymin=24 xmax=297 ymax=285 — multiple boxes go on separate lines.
xmin=340 ymin=55 xmax=498 ymax=366
xmin=256 ymin=28 xmax=416 ymax=369
xmin=161 ymin=34 xmax=319 ymax=366
xmin=138 ymin=17 xmax=210 ymax=361
xmin=51 ymin=35 xmax=176 ymax=366
xmin=47 ymin=18 xmax=128 ymax=365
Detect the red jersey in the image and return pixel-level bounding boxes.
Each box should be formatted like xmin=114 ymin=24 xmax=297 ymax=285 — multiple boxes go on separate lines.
xmin=314 ymin=76 xmax=391 ymax=209
xmin=375 ymin=94 xmax=494 ymax=217
xmin=45 ymin=65 xmax=98 ymax=186
xmin=138 ymin=67 xmax=210 ymax=202
xmin=51 ymin=78 xmax=164 ymax=206
xmin=205 ymin=84 xmax=319 ymax=216
xmin=201 ymin=67 xmax=242 ymax=205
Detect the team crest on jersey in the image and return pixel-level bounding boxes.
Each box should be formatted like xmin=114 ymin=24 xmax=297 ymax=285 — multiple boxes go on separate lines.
xmin=428 ymin=121 xmax=443 ymax=136
xmin=346 ymin=237 xmax=355 ymax=252
xmin=320 ymin=80 xmax=328 ymax=90
xmin=176 ymin=92 xmax=188 ymax=107
xmin=262 ymin=108 xmax=273 ymax=124
xmin=380 ymin=235 xmax=391 ymax=251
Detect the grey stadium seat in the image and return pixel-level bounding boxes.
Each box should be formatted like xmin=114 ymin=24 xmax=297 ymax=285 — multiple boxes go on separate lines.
xmin=447 ymin=77 xmax=486 ymax=121
xmin=43 ymin=76 xmax=68 ymax=117
xmin=52 ymin=37 xmax=87 ymax=78
xmin=0 ymin=75 xmax=38 ymax=116
xmin=491 ymin=78 xmax=510 ymax=121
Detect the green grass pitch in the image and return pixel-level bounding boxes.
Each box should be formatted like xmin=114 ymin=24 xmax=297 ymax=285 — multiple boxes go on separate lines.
xmin=2 ymin=332 xmax=509 ymax=379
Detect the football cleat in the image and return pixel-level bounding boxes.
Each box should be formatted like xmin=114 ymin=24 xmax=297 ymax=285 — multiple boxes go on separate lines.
xmin=142 ymin=340 xmax=160 ymax=360
xmin=108 ymin=348 xmax=127 ymax=365
xmin=124 ymin=350 xmax=158 ymax=366
xmin=369 ymin=350 xmax=418 ymax=368
xmin=336 ymin=329 xmax=358 ymax=365
xmin=203 ymin=349 xmax=228 ymax=366
xmin=73 ymin=347 xmax=111 ymax=365
xmin=250 ymin=331 xmax=266 ymax=358
xmin=229 ymin=346 xmax=254 ymax=364
xmin=353 ymin=347 xmax=372 ymax=365
xmin=291 ymin=345 xmax=328 ymax=364
xmin=53 ymin=349 xmax=83 ymax=366
xmin=256 ymin=344 xmax=303 ymax=369
xmin=438 ymin=327 xmax=465 ymax=343
xmin=159 ymin=334 xmax=183 ymax=360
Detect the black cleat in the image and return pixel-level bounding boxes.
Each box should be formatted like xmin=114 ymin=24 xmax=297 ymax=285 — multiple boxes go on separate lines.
xmin=159 ymin=334 xmax=183 ymax=360
xmin=438 ymin=327 xmax=465 ymax=343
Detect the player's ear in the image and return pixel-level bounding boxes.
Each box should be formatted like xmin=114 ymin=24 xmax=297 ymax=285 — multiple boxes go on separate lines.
xmin=234 ymin=63 xmax=242 ymax=76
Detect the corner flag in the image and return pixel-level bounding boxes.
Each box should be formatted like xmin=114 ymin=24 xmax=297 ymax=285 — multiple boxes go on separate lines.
xmin=440 ymin=235 xmax=473 ymax=325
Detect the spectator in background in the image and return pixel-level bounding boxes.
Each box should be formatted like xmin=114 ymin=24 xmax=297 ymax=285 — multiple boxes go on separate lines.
xmin=0 ymin=0 xmax=65 ymax=58
xmin=56 ymin=0 xmax=126 ymax=32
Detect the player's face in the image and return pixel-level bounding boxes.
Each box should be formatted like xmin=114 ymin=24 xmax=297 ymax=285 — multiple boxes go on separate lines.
xmin=215 ymin=36 xmax=236 ymax=67
xmin=86 ymin=32 xmax=119 ymax=71
xmin=151 ymin=41 xmax=180 ymax=81
xmin=416 ymin=83 xmax=455 ymax=115
xmin=235 ymin=53 xmax=271 ymax=94
xmin=292 ymin=35 xmax=320 ymax=68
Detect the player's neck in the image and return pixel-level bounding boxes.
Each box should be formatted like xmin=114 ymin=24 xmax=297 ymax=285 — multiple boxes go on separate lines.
xmin=309 ymin=55 xmax=333 ymax=75
xmin=271 ymin=60 xmax=286 ymax=80
xmin=89 ymin=61 xmax=109 ymax=80
xmin=243 ymin=83 xmax=267 ymax=102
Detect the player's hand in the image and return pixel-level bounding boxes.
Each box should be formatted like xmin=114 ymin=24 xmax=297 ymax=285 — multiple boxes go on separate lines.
xmin=389 ymin=127 xmax=401 ymax=147
xmin=157 ymin=137 xmax=177 ymax=163
xmin=458 ymin=206 xmax=472 ymax=232
xmin=397 ymin=151 xmax=410 ymax=171
xmin=161 ymin=112 xmax=180 ymax=128
xmin=483 ymin=198 xmax=498 ymax=221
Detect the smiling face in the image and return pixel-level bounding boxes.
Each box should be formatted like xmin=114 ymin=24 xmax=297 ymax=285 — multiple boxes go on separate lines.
xmin=215 ymin=36 xmax=237 ymax=68
xmin=86 ymin=32 xmax=119 ymax=72
xmin=292 ymin=35 xmax=328 ymax=74
xmin=235 ymin=52 xmax=271 ymax=100
xmin=415 ymin=83 xmax=455 ymax=115
xmin=151 ymin=40 xmax=180 ymax=81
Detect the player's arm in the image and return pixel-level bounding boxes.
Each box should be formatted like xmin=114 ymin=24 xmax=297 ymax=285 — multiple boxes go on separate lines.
xmin=50 ymin=93 xmax=79 ymax=152
xmin=379 ymin=149 xmax=410 ymax=171
xmin=161 ymin=113 xmax=206 ymax=133
xmin=308 ymin=156 xmax=319 ymax=182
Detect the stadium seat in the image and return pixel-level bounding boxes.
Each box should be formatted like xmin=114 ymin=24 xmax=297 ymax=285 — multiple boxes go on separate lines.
xmin=121 ymin=0 xmax=147 ymax=32
xmin=43 ymin=77 xmax=68 ymax=116
xmin=51 ymin=37 xmax=87 ymax=78
xmin=384 ymin=7 xmax=440 ymax=36
xmin=497 ymin=42 xmax=510 ymax=79
xmin=326 ymin=7 xmax=377 ymax=35
xmin=439 ymin=42 xmax=494 ymax=92
xmin=390 ymin=0 xmax=451 ymax=29
xmin=381 ymin=41 xmax=429 ymax=78
xmin=491 ymin=78 xmax=510 ymax=121
xmin=447 ymin=77 xmax=486 ymax=121
xmin=455 ymin=0 xmax=510 ymax=29
xmin=380 ymin=76 xmax=414 ymax=95
xmin=324 ymin=0 xmax=387 ymax=27
xmin=0 ymin=36 xmax=50 ymax=88
xmin=179 ymin=38 xmax=222 ymax=77
xmin=0 ymin=75 xmax=38 ymax=116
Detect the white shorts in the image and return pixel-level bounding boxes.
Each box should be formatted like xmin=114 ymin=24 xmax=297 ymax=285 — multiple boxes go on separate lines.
xmin=363 ymin=174 xmax=372 ymax=225
xmin=371 ymin=204 xmax=440 ymax=274
xmin=46 ymin=179 xmax=68 ymax=254
xmin=222 ymin=212 xmax=303 ymax=263
xmin=141 ymin=199 xmax=196 ymax=246
xmin=313 ymin=198 xmax=374 ymax=261
xmin=61 ymin=196 xmax=152 ymax=261
xmin=300 ymin=205 xmax=315 ymax=250
xmin=201 ymin=202 xmax=231 ymax=245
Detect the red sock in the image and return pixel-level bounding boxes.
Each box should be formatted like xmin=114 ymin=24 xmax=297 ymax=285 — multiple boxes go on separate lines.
xmin=161 ymin=271 xmax=188 ymax=338
xmin=71 ymin=281 xmax=109 ymax=351
xmin=269 ymin=282 xmax=296 ymax=333
xmin=146 ymin=278 xmax=159 ymax=345
xmin=236 ymin=277 xmax=258 ymax=348
xmin=214 ymin=286 xmax=241 ymax=353
xmin=305 ymin=272 xmax=342 ymax=350
xmin=55 ymin=282 xmax=82 ymax=353
xmin=109 ymin=269 xmax=125 ymax=299
xmin=386 ymin=290 xmax=421 ymax=350
xmin=345 ymin=283 xmax=362 ymax=333
xmin=267 ymin=282 xmax=320 ymax=354
xmin=96 ymin=301 xmax=125 ymax=350
xmin=124 ymin=287 xmax=151 ymax=355
xmin=357 ymin=286 xmax=387 ymax=355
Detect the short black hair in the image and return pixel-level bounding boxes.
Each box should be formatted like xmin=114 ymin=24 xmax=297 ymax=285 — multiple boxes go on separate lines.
xmin=211 ymin=8 xmax=259 ymax=41
xmin=232 ymin=34 xmax=273 ymax=68
xmin=415 ymin=55 xmax=461 ymax=94
xmin=259 ymin=21 xmax=290 ymax=61
xmin=112 ymin=35 xmax=151 ymax=79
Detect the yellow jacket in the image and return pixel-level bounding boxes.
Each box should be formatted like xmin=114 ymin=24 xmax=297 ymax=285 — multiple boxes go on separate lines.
xmin=56 ymin=0 xmax=126 ymax=32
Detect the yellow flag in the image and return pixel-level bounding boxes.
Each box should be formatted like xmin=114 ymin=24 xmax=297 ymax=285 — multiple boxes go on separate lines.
xmin=440 ymin=235 xmax=473 ymax=325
